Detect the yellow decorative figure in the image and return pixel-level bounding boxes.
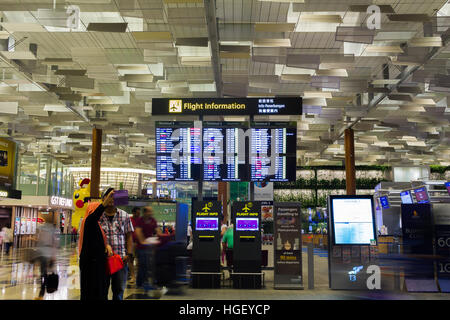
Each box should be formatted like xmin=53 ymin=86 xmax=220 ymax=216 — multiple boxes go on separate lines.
xmin=71 ymin=178 xmax=91 ymax=232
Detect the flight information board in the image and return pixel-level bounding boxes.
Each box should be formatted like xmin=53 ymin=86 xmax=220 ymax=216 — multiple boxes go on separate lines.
xmin=203 ymin=122 xmax=249 ymax=182
xmin=250 ymin=122 xmax=296 ymax=182
xmin=156 ymin=121 xmax=202 ymax=181
xmin=156 ymin=121 xmax=297 ymax=182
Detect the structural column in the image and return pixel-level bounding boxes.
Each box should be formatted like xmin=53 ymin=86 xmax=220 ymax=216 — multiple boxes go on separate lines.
xmin=218 ymin=182 xmax=228 ymax=222
xmin=344 ymin=128 xmax=356 ymax=195
xmin=90 ymin=127 xmax=102 ymax=198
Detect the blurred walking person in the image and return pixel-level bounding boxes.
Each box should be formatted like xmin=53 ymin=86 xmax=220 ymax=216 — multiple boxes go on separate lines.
xmin=78 ymin=191 xmax=114 ymax=300
xmin=32 ymin=222 xmax=57 ymax=300
xmin=128 ymin=207 xmax=141 ymax=284
xmin=135 ymin=206 xmax=162 ymax=291
xmin=1 ymin=224 xmax=13 ymax=255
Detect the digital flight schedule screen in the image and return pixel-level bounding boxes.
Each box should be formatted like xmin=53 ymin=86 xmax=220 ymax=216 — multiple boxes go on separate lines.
xmin=156 ymin=122 xmax=201 ymax=181
xmin=250 ymin=122 xmax=296 ymax=182
xmin=236 ymin=218 xmax=259 ymax=231
xmin=202 ymin=122 xmax=249 ymax=182
xmin=195 ymin=218 xmax=219 ymax=231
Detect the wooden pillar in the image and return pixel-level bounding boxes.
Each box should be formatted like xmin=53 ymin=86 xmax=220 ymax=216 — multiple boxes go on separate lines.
xmin=344 ymin=128 xmax=356 ymax=195
xmin=90 ymin=128 xmax=102 ymax=198
xmin=218 ymin=182 xmax=228 ymax=222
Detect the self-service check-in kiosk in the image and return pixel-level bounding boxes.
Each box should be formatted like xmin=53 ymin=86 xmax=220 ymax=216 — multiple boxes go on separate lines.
xmin=232 ymin=201 xmax=262 ymax=289
xmin=191 ymin=200 xmax=222 ymax=288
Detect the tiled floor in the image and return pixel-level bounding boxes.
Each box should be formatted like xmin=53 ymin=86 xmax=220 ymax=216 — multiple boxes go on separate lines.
xmin=0 ymin=246 xmax=448 ymax=300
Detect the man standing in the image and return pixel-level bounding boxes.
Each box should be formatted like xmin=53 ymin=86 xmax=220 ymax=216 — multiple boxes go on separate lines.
xmin=99 ymin=188 xmax=134 ymax=300
xmin=135 ymin=206 xmax=162 ymax=290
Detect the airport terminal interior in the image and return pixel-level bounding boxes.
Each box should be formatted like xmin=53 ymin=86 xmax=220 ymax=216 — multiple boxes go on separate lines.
xmin=0 ymin=0 xmax=449 ymax=301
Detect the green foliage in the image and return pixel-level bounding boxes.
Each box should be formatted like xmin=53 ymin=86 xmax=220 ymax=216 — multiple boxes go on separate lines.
xmin=275 ymin=177 xmax=384 ymax=190
xmin=430 ymin=165 xmax=449 ymax=174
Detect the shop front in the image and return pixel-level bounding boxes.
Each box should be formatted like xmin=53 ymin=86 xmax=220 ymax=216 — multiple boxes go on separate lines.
xmin=0 ymin=195 xmax=74 ymax=249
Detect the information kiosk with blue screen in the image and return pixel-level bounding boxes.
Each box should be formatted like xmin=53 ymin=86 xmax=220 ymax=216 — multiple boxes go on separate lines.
xmin=191 ymin=200 xmax=222 ymax=288
xmin=379 ymin=196 xmax=390 ymax=209
xmin=232 ymin=201 xmax=262 ymax=289
xmin=401 ymin=190 xmax=414 ymax=204
xmin=327 ymin=195 xmax=379 ymax=290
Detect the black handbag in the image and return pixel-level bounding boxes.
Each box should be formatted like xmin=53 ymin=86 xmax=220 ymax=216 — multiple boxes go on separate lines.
xmin=46 ymin=272 xmax=59 ymax=294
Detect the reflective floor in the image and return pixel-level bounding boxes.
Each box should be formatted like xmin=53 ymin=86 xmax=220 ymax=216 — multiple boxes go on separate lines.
xmin=0 ymin=246 xmax=449 ymax=300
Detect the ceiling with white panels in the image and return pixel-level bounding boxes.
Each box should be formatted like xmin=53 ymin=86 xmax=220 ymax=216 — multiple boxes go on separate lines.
xmin=0 ymin=0 xmax=448 ymax=170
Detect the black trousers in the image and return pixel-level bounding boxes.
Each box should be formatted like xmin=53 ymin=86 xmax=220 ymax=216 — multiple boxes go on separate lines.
xmin=79 ymin=257 xmax=108 ymax=300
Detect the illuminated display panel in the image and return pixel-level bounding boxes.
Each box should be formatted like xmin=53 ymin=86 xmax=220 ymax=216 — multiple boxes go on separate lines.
xmin=250 ymin=122 xmax=296 ymax=182
xmin=236 ymin=218 xmax=259 ymax=231
xmin=156 ymin=122 xmax=201 ymax=181
xmin=330 ymin=196 xmax=376 ymax=245
xmin=400 ymin=190 xmax=414 ymax=204
xmin=202 ymin=122 xmax=249 ymax=182
xmin=195 ymin=217 xmax=219 ymax=231
xmin=156 ymin=122 xmax=297 ymax=182
xmin=414 ymin=187 xmax=430 ymax=204
xmin=379 ymin=196 xmax=390 ymax=209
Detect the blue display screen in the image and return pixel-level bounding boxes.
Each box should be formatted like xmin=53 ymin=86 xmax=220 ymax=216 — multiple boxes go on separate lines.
xmin=379 ymin=196 xmax=389 ymax=209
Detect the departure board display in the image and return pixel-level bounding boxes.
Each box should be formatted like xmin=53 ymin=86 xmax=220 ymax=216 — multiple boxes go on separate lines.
xmin=156 ymin=122 xmax=201 ymax=181
xmin=202 ymin=122 xmax=249 ymax=182
xmin=250 ymin=122 xmax=296 ymax=182
xmin=156 ymin=121 xmax=297 ymax=182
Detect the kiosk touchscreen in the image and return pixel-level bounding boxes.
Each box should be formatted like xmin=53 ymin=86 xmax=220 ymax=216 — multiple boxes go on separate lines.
xmin=400 ymin=190 xmax=414 ymax=204
xmin=414 ymin=186 xmax=430 ymax=204
xmin=379 ymin=196 xmax=390 ymax=209
xmin=231 ymin=201 xmax=262 ymax=289
xmin=191 ymin=200 xmax=222 ymax=288
xmin=327 ymin=195 xmax=379 ymax=290
xmin=329 ymin=195 xmax=377 ymax=246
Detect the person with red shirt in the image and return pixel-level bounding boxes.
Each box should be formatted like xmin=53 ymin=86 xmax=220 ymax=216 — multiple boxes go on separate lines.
xmin=135 ymin=206 xmax=162 ymax=290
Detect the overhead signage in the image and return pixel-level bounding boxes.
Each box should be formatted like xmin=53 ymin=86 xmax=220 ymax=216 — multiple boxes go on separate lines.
xmin=0 ymin=137 xmax=17 ymax=188
xmin=274 ymin=202 xmax=303 ymax=289
xmin=0 ymin=186 xmax=21 ymax=199
xmin=50 ymin=196 xmax=73 ymax=208
xmin=155 ymin=121 xmax=296 ymax=182
xmin=151 ymin=97 xmax=302 ymax=116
